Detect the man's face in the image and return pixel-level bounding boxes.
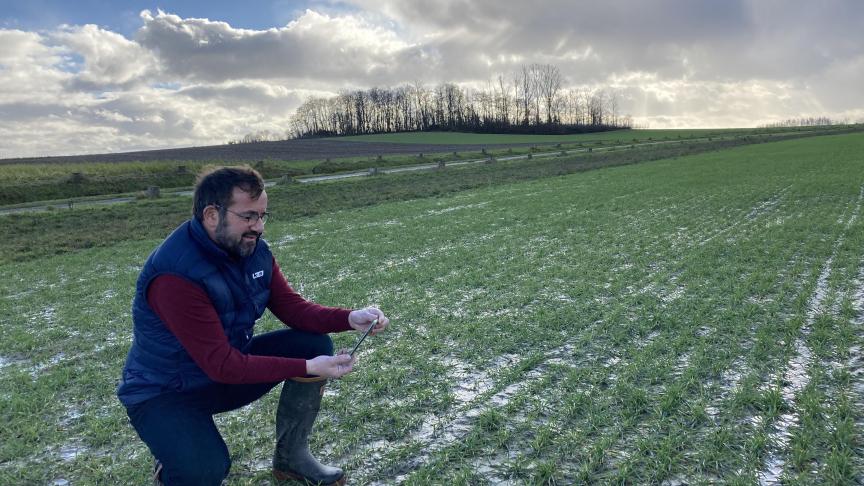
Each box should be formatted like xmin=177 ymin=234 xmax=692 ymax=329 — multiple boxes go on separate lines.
xmin=211 ymin=188 xmax=268 ymax=258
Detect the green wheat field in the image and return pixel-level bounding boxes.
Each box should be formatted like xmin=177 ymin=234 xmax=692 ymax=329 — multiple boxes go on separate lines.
xmin=1 ymin=132 xmax=863 ymax=484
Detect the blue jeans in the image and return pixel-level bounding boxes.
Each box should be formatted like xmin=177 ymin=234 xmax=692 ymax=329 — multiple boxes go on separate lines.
xmin=124 ymin=329 xmax=334 ymax=486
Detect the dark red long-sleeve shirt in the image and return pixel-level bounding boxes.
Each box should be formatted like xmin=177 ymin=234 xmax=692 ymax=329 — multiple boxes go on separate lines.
xmin=146 ymin=257 xmax=352 ymax=384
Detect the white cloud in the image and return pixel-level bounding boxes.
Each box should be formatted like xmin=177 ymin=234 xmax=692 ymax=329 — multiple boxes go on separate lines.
xmin=135 ymin=9 xmax=420 ymax=86
xmin=0 ymin=29 xmax=71 ymax=102
xmin=51 ymin=24 xmax=158 ymax=87
xmin=0 ymin=14 xmax=358 ymax=158
xmin=1 ymin=2 xmax=863 ymax=158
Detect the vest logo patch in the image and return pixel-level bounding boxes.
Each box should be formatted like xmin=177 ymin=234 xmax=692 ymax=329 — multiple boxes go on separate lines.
xmin=252 ymin=270 xmax=264 ymax=279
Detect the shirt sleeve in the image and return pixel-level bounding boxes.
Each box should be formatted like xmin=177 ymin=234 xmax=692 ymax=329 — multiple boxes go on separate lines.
xmin=147 ymin=274 xmax=308 ymax=383
xmin=268 ymin=258 xmax=353 ymax=334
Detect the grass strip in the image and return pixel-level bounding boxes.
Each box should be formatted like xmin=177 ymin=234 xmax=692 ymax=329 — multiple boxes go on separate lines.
xmin=1 ymin=132 xmax=846 ymax=266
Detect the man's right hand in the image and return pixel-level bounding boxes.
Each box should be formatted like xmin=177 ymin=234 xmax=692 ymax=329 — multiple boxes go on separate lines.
xmin=305 ymin=352 xmax=356 ymax=378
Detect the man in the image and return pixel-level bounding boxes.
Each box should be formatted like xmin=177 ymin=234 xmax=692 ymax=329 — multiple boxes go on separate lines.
xmin=117 ymin=166 xmax=388 ymax=485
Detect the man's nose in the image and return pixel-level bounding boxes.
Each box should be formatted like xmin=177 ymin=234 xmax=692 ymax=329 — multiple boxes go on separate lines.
xmin=252 ymin=216 xmax=265 ymax=232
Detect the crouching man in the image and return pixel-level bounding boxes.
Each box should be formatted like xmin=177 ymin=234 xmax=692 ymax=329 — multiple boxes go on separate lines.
xmin=116 ymin=166 xmax=388 ymax=485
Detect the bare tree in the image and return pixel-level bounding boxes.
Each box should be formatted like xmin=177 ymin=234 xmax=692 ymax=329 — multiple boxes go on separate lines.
xmin=608 ymin=90 xmax=620 ymax=128
xmin=287 ymin=62 xmax=632 ymax=138
xmin=589 ymin=89 xmax=606 ymax=126
xmin=518 ymin=65 xmax=535 ymax=125
xmin=535 ymin=64 xmax=563 ymax=124
xmin=496 ymin=74 xmax=511 ymax=125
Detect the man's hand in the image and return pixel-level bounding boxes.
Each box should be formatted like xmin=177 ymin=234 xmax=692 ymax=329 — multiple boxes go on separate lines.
xmin=349 ymin=307 xmax=390 ymax=335
xmin=306 ymin=352 xmax=356 ymax=378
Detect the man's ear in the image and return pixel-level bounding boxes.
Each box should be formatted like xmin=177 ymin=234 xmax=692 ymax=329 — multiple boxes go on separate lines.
xmin=202 ymin=205 xmax=220 ymax=230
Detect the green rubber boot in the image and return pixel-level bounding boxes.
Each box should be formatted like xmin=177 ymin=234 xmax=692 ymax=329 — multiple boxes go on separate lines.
xmin=272 ymin=379 xmax=346 ymax=485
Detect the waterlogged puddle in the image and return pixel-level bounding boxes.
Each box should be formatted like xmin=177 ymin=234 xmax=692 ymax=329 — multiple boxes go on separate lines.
xmin=781 ymin=340 xmax=812 ymax=402
xmin=594 ymin=295 xmax=612 ymax=306
xmin=29 ymin=352 xmax=66 ymax=378
xmin=636 ymin=331 xmax=661 ymax=350
xmin=660 ymin=478 xmax=690 ymax=486
xmin=747 ymin=295 xmax=775 ymax=306
xmin=273 ymin=233 xmax=296 ymax=247
xmin=423 ymin=202 xmax=490 ymax=217
xmin=59 ymin=404 xmax=84 ymax=428
xmin=4 ymin=288 xmax=36 ymax=300
xmin=448 ymin=288 xmax=490 ymax=319
xmin=696 ymin=326 xmax=713 ymax=337
xmin=337 ymin=358 xmax=502 ymax=470
xmin=671 ymin=352 xmax=692 ymax=378
xmin=477 ymin=307 xmax=517 ymax=319
xmin=744 ymin=189 xmax=788 ymax=220
xmin=661 ymin=285 xmax=686 ymax=304
xmin=761 ymin=215 xmax=788 ymax=230
xmin=442 ymin=354 xmax=520 ymax=405
xmin=611 ymin=262 xmax=634 ymax=273
xmin=0 ymin=354 xmax=22 ymax=370
xmin=354 ymin=345 xmax=586 ymax=483
xmin=704 ymin=362 xmax=746 ymax=421
xmin=601 ymin=355 xmax=622 ymax=380
xmin=29 ymin=306 xmax=57 ymax=325
xmin=806 ymin=257 xmax=833 ymax=321
xmin=382 ymin=255 xmax=418 ymax=269
xmin=698 ymin=187 xmax=791 ymax=247
xmin=754 ymin=188 xmax=864 ymax=484
xmin=99 ymin=289 xmax=116 ymax=304
xmin=851 ymin=273 xmax=864 ymax=324
xmin=847 ymin=346 xmax=864 ymax=377
xmin=56 ymin=442 xmax=88 ymax=462
xmin=553 ymin=293 xmax=577 ymax=304
xmin=759 ymin=413 xmax=798 ymax=486
xmin=471 ymin=452 xmax=523 ymax=486
xmin=386 ymin=375 xmax=544 ymax=485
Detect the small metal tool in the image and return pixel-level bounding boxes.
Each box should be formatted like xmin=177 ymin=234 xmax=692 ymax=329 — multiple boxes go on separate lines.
xmin=350 ymin=319 xmax=377 ymax=357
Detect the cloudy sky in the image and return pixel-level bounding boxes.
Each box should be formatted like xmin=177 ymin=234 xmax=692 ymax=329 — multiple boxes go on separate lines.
xmin=1 ymin=0 xmax=862 ymax=158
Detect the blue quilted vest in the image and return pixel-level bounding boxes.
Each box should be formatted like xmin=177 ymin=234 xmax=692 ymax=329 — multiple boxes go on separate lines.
xmin=117 ymin=217 xmax=273 ymax=406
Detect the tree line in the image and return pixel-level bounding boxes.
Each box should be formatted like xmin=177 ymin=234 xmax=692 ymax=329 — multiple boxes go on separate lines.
xmin=760 ymin=116 xmax=846 ymax=128
xmin=286 ymin=64 xmax=632 ymax=139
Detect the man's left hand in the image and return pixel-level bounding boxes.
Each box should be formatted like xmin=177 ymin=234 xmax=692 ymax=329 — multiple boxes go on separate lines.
xmin=349 ymin=307 xmax=389 ymax=335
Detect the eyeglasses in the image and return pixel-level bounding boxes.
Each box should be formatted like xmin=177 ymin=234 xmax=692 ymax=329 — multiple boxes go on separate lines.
xmin=215 ymin=205 xmax=270 ymax=224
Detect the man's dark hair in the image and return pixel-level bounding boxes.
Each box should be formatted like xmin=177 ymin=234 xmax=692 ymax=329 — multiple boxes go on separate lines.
xmin=192 ymin=166 xmax=265 ymax=221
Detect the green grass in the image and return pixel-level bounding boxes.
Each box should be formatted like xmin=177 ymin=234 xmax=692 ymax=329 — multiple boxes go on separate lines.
xmin=0 ymin=159 xmax=312 ymax=206
xmin=1 ymin=133 xmax=864 ymax=484
xmin=2 ymin=134 xmax=794 ymax=265
xmin=2 ymin=125 xmax=855 ymax=206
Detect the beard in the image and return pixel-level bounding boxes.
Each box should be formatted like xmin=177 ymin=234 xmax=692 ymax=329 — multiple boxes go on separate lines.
xmin=215 ymin=218 xmax=260 ymax=258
